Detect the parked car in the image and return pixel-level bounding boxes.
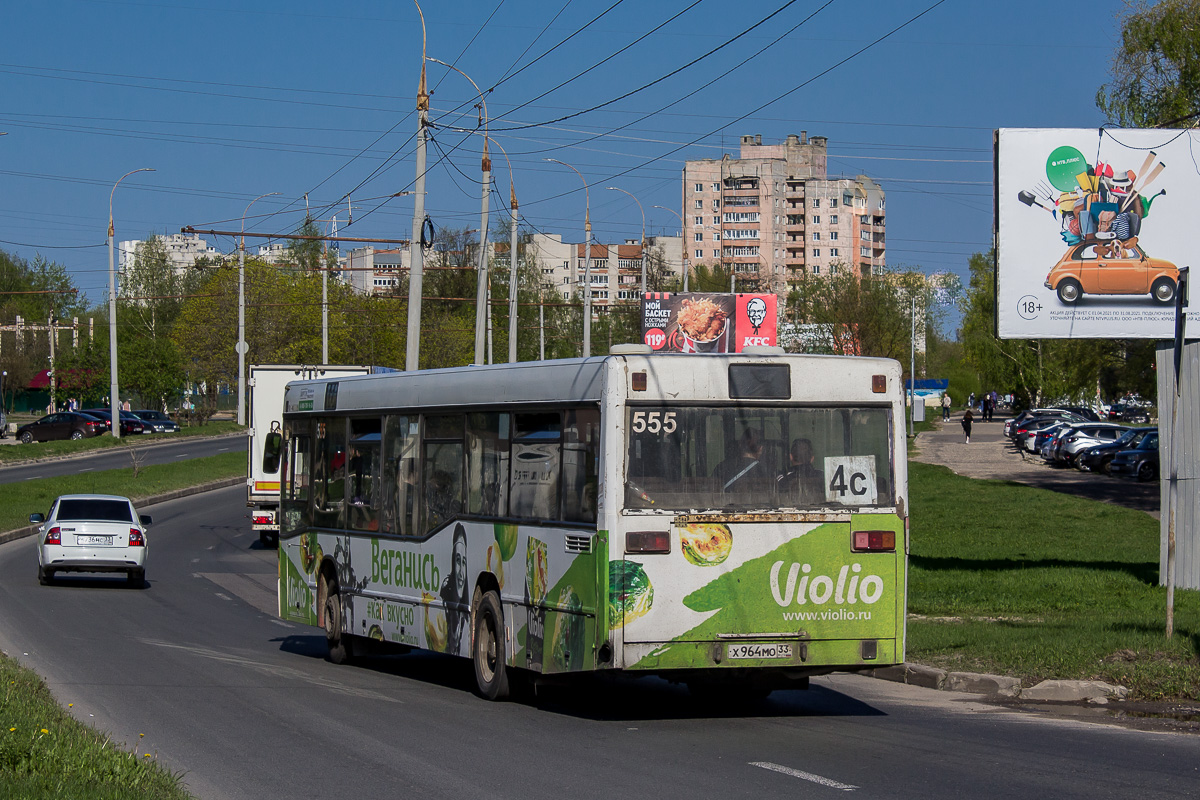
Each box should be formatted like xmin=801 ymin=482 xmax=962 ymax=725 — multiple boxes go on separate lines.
xmin=1077 ymin=427 xmax=1155 ymax=474
xmin=1053 ymin=423 xmax=1130 ymax=466
xmin=83 ymin=408 xmax=148 ymax=435
xmin=1110 ymin=431 xmax=1160 ymax=482
xmin=132 ymin=409 xmax=179 ymax=433
xmin=1057 ymin=406 xmax=1102 ymax=423
xmin=1031 ymin=421 xmax=1071 ymax=457
xmin=1014 ymin=417 xmax=1069 ymax=453
xmin=30 ymin=494 xmax=150 ymax=587
xmin=15 ymin=412 xmax=107 ymax=444
xmin=1004 ymin=408 xmax=1086 ymax=439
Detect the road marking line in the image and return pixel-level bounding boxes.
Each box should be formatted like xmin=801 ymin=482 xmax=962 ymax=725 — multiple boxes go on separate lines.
xmin=80 ymin=468 xmax=95 ymax=472
xmin=174 ymin=453 xmax=189 ymax=458
xmin=218 ymin=447 xmax=228 ymax=451
xmin=25 ymin=476 xmax=43 ymax=481
xmin=214 ymin=592 xmax=232 ymax=601
xmin=270 ymin=619 xmax=294 ymax=628
xmin=750 ymin=762 xmax=857 ymax=791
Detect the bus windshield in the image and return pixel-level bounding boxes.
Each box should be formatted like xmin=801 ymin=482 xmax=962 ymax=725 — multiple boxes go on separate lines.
xmin=624 ymin=405 xmax=893 ymax=511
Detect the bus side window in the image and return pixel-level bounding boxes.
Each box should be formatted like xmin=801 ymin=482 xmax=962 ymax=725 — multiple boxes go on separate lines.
xmin=562 ymin=408 xmax=599 ymax=523
xmin=348 ymin=417 xmax=382 ymax=532
xmin=423 ymin=415 xmax=464 ymax=534
xmin=282 ymin=425 xmax=311 ymax=535
xmin=466 ymin=413 xmax=509 ymax=517
xmin=383 ymin=415 xmax=417 ymax=537
xmin=314 ymin=418 xmax=347 ymax=529
xmin=510 ymin=412 xmax=561 ymax=519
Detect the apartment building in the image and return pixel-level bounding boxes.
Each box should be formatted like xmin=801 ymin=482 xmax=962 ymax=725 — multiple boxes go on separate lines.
xmin=118 ymin=232 xmax=220 ymax=275
xmin=342 ymin=246 xmax=409 ymax=294
xmin=683 ymin=133 xmax=885 ymax=292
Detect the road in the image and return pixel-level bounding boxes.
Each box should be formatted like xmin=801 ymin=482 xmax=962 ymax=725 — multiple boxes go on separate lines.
xmin=0 ymin=434 xmax=246 ymax=485
xmin=1 ymin=485 xmax=1198 ymax=800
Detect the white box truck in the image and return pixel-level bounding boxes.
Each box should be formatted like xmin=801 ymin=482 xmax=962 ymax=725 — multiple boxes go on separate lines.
xmin=248 ymin=364 xmax=371 ymax=546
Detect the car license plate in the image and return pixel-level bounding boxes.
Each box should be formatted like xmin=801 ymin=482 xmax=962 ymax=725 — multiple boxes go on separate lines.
xmin=77 ymin=535 xmax=113 ymax=546
xmin=727 ymin=643 xmax=793 ymax=660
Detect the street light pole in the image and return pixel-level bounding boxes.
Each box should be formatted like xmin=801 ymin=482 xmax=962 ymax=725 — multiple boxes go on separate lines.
xmin=653 ymin=204 xmax=688 ymax=292
xmin=406 ymin=0 xmax=431 ymax=372
xmin=428 ymin=58 xmax=491 ymax=367
xmin=607 ymin=186 xmax=645 ymax=295
xmin=491 ymin=138 xmax=521 ymax=363
xmin=547 ymin=159 xmax=591 ymax=357
xmin=239 ymin=192 xmax=280 ymax=426
xmin=108 ymin=167 xmax=154 ymax=440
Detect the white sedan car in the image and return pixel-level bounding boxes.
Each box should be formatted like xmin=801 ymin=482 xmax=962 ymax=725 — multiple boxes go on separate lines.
xmin=31 ymin=494 xmax=150 ymax=587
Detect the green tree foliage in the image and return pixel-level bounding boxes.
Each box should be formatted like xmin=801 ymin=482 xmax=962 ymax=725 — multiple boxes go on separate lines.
xmin=788 ymin=267 xmax=941 ymax=365
xmin=0 ymin=249 xmax=87 ymax=399
xmin=1097 ymin=0 xmax=1200 ymax=126
xmin=285 ymin=216 xmax=338 ymax=274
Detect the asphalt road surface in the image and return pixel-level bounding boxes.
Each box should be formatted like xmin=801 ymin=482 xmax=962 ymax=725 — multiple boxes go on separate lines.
xmin=0 ymin=434 xmax=246 ymax=485
xmin=1 ymin=485 xmax=1198 ymax=800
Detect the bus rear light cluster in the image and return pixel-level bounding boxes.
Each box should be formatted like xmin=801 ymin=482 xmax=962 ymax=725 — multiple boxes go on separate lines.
xmin=872 ymin=375 xmax=887 ymax=393
xmin=626 ymin=530 xmax=670 ymax=554
xmin=128 ymin=529 xmax=145 ymax=547
xmin=253 ymin=515 xmax=273 ymax=525
xmin=44 ymin=527 xmax=61 ymax=546
xmin=852 ymin=530 xmax=895 ymax=552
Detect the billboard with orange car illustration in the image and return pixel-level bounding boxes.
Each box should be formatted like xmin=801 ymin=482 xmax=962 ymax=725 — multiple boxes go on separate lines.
xmin=996 ymin=128 xmax=1193 ymax=339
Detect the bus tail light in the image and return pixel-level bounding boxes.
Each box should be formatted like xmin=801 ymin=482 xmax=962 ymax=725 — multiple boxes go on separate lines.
xmin=626 ymin=530 xmax=670 ymax=554
xmin=872 ymin=375 xmax=887 ymax=393
xmin=45 ymin=527 xmax=61 ymax=546
xmin=853 ymin=530 xmax=895 ymax=552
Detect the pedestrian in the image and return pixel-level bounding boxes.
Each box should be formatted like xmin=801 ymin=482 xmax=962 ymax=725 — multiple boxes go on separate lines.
xmin=941 ymin=392 xmax=951 ymax=421
xmin=967 ymin=392 xmax=975 ymax=410
xmin=981 ymin=394 xmax=992 ymax=422
xmin=960 ymin=408 xmax=973 ymax=443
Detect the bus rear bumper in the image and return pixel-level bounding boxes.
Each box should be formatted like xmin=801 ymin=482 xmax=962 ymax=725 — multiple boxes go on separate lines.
xmin=621 ymin=638 xmax=898 ymax=673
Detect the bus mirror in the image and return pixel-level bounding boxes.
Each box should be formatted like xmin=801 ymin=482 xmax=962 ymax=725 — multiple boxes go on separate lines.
xmin=262 ymin=431 xmax=283 ymax=474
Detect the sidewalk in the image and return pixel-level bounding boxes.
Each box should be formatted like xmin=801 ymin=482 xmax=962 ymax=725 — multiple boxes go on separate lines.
xmin=912 ymin=412 xmax=1160 ymax=519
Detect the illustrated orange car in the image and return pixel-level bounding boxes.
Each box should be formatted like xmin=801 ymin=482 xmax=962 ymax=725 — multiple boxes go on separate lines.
xmin=1045 ymin=242 xmax=1179 ymax=305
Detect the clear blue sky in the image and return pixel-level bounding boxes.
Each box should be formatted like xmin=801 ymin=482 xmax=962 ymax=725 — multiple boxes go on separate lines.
xmin=1 ymin=0 xmax=1128 ymax=330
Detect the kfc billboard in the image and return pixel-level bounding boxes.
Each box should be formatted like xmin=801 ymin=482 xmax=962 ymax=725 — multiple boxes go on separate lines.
xmin=641 ymin=292 xmax=777 ymax=353
xmin=996 ymin=128 xmax=1194 ymax=339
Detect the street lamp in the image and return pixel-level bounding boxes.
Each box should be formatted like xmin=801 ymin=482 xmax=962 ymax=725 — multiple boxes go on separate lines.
xmin=546 ymin=158 xmax=591 ymax=357
xmin=653 ymin=205 xmax=689 ymax=292
xmin=239 ymin=192 xmax=280 ymax=426
xmin=108 ymin=167 xmax=154 ymax=440
xmin=606 ymin=186 xmax=645 ymax=295
xmin=406 ymin=0 xmax=431 ymax=372
xmin=429 ymin=58 xmax=491 ymax=366
xmin=489 ymin=138 xmax=521 ymax=363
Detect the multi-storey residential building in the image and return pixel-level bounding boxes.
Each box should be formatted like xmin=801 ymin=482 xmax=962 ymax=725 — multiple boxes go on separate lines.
xmin=342 ymin=246 xmax=409 ymax=294
xmin=118 ymin=232 xmax=220 ymax=275
xmin=683 ymin=133 xmax=885 ymax=292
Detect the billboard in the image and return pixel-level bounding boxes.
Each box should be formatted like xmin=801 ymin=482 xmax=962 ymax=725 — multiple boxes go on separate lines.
xmin=996 ymin=128 xmax=1193 ymax=339
xmin=641 ymin=292 xmax=777 ymax=353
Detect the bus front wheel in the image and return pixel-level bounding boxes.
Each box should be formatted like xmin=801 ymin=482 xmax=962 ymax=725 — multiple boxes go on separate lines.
xmin=473 ymin=590 xmax=510 ymax=700
xmin=322 ymin=574 xmax=354 ymax=664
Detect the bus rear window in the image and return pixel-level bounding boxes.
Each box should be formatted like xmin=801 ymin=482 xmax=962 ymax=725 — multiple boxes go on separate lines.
xmin=625 ymin=406 xmax=893 ymax=511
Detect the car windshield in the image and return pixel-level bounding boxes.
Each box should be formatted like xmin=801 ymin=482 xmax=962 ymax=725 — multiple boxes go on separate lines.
xmin=136 ymin=411 xmax=167 ymax=421
xmin=57 ymin=499 xmax=133 ymax=522
xmin=625 ymin=405 xmax=894 ymax=511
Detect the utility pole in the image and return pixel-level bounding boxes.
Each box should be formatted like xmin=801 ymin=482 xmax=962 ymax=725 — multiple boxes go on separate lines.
xmin=48 ymin=314 xmax=56 ymax=413
xmin=547 ymin=159 xmax=591 ymax=358
xmin=239 ymin=192 xmax=279 ymax=426
xmin=491 ymin=138 xmax=520 ymax=363
xmin=406 ymin=0 xmax=430 ymax=372
xmin=108 ymin=167 xmax=154 ymax=439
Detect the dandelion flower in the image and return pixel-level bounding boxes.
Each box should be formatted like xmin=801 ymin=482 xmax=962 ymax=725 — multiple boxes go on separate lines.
xmin=40 ymin=728 xmax=48 ymax=734
xmin=68 ymin=703 xmax=73 ymax=708
xmin=8 ymin=727 xmax=14 ymax=732
xmin=144 ymin=754 xmax=151 ymax=758
xmin=139 ymin=733 xmax=144 ymax=737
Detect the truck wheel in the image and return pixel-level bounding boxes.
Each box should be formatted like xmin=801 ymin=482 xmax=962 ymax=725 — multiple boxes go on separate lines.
xmin=472 ymin=590 xmax=510 ymax=700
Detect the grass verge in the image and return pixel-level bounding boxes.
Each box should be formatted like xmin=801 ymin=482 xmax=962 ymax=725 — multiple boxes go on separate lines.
xmin=1 ymin=653 xmax=192 ymax=799
xmin=908 ymin=460 xmax=1200 ymax=700
xmin=3 ymin=451 xmax=244 ymax=532
xmin=0 ymin=423 xmax=244 ymax=464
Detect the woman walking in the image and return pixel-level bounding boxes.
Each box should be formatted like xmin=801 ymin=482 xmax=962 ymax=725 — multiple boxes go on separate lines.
xmin=960 ymin=408 xmax=973 ymax=443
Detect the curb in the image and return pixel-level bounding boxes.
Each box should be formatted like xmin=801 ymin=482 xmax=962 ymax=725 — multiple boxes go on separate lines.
xmin=866 ymin=663 xmax=1129 ymax=704
xmin=0 ymin=430 xmax=244 ymax=468
xmin=0 ymin=476 xmax=244 ymax=547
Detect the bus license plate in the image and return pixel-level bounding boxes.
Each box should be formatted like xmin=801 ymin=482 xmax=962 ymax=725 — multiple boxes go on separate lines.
xmin=78 ymin=535 xmax=113 ymax=546
xmin=727 ymin=643 xmax=792 ymax=660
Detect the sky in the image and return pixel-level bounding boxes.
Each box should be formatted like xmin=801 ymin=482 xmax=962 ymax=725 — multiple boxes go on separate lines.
xmin=1 ymin=0 xmax=1133 ymax=331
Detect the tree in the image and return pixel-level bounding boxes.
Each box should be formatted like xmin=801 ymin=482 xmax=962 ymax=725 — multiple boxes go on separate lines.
xmin=285 ymin=217 xmax=338 ymax=275
xmin=1097 ymin=0 xmax=1200 ymax=126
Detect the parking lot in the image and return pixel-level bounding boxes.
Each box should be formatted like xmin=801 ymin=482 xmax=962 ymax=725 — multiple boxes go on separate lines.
xmin=914 ymin=413 xmax=1161 ymax=519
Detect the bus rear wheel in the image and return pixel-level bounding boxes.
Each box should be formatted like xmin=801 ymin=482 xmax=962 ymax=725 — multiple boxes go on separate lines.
xmin=473 ymin=590 xmax=510 ymax=700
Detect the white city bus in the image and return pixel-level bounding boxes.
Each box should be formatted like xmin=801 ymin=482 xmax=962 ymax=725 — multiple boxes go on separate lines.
xmin=277 ymin=348 xmax=907 ymax=699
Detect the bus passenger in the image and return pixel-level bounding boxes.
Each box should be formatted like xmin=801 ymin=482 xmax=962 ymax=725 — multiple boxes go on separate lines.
xmin=712 ymin=428 xmax=770 ymax=491
xmin=777 ymin=438 xmax=823 ymax=502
